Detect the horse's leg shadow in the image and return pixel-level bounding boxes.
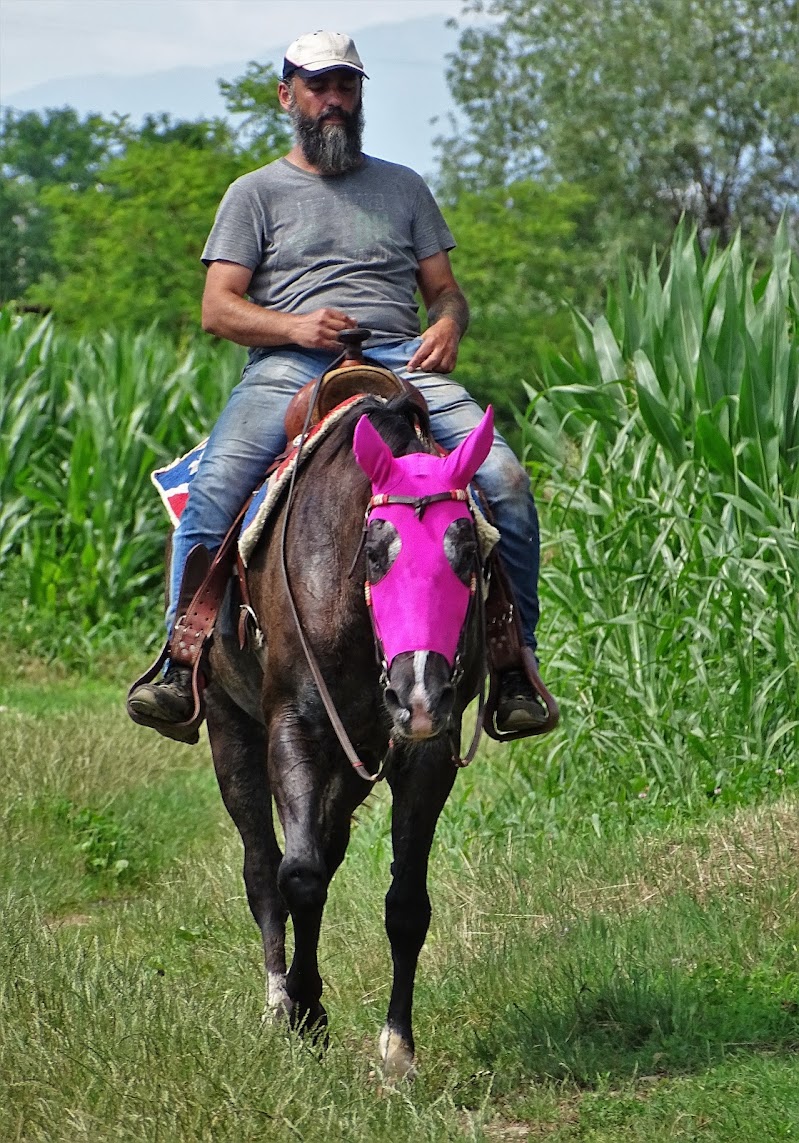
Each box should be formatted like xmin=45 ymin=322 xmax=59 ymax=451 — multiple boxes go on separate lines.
xmin=268 ymin=704 xmax=365 ymax=1043
xmin=381 ymin=742 xmax=457 ymax=1081
xmin=205 ymin=686 xmax=291 ymax=1023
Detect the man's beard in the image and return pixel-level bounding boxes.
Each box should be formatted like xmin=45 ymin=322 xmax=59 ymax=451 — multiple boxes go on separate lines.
xmin=288 ymin=95 xmax=364 ymax=176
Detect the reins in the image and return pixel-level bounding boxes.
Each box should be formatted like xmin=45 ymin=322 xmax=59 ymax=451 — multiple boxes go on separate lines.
xmin=279 ymin=353 xmax=384 ymax=784
xmin=280 ymin=384 xmax=487 ymax=782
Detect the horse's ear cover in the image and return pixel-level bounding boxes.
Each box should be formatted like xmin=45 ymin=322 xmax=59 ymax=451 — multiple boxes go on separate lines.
xmin=441 ymin=405 xmax=494 ymax=488
xmin=353 ymin=414 xmax=397 ymax=487
xmin=354 ymin=405 xmax=494 ymax=490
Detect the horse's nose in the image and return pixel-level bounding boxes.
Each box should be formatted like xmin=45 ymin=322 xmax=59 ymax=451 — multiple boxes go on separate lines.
xmin=384 ymin=652 xmax=456 ymax=741
xmin=385 ymin=688 xmax=430 ymax=739
xmin=408 ymin=694 xmax=435 ymax=739
xmin=385 ymin=684 xmax=452 ymax=741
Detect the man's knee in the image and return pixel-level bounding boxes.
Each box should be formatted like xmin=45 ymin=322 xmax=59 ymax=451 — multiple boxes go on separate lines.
xmin=184 ymin=461 xmax=243 ymax=519
xmin=479 ymin=447 xmax=533 ymax=505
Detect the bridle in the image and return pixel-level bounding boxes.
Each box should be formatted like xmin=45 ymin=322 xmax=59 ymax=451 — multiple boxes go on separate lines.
xmin=356 ymin=488 xmax=488 ymax=772
xmin=280 ymin=386 xmax=487 ymax=782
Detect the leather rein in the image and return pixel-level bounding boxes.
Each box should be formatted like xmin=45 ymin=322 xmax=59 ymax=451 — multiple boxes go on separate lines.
xmin=279 ymin=381 xmax=487 ymax=783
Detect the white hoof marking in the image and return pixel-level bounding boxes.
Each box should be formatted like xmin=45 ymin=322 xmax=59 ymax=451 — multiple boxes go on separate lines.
xmin=261 ymin=971 xmax=292 ymax=1024
xmin=379 ymin=1024 xmax=416 ymax=1081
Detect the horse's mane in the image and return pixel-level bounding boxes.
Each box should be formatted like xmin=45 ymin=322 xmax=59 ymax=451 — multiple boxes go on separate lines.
xmin=348 ymin=393 xmax=432 ymax=457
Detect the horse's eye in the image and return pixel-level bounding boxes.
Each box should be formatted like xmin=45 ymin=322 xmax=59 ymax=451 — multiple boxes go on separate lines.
xmin=444 ymin=518 xmax=478 ymax=585
xmin=365 ymin=519 xmax=401 ymax=584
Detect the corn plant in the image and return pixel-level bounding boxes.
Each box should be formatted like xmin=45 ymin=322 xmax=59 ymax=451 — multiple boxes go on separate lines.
xmin=525 ymin=218 xmax=799 ymax=530
xmin=517 ymin=221 xmax=799 ymax=816
xmin=0 ymin=311 xmax=245 ymax=638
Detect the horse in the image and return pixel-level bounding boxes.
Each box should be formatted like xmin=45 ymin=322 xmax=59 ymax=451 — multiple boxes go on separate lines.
xmin=201 ymin=391 xmax=493 ymax=1079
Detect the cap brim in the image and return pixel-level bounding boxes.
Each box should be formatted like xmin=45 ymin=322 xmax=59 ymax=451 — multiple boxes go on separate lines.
xmin=284 ymin=61 xmax=368 ymax=80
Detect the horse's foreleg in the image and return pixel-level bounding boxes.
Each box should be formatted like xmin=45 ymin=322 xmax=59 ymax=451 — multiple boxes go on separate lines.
xmin=205 ymin=688 xmax=289 ymax=1021
xmin=268 ymin=711 xmax=332 ymax=1035
xmin=382 ymin=746 xmax=457 ymax=1080
xmin=268 ymin=708 xmax=368 ymax=1037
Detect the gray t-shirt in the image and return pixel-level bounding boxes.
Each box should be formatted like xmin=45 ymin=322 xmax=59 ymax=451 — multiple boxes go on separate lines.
xmin=201 ymin=155 xmax=455 ymax=344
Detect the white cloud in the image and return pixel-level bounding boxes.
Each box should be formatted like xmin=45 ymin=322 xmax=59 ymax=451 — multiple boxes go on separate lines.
xmin=0 ymin=0 xmax=466 ymax=97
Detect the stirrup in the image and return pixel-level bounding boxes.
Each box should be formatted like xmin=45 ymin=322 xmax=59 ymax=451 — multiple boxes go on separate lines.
xmin=485 ymin=647 xmax=559 ymax=742
xmin=126 ymin=642 xmax=205 ymax=745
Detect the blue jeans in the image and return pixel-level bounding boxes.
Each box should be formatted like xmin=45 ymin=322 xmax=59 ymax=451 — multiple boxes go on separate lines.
xmin=168 ymin=339 xmax=540 ymax=650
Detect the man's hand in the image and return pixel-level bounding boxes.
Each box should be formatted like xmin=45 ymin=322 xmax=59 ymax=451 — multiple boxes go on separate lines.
xmin=406 ymin=316 xmax=461 ymax=374
xmin=412 ymin=252 xmax=469 ymax=374
xmin=202 ymin=263 xmax=358 ymax=350
xmin=291 ymin=308 xmax=358 ymax=350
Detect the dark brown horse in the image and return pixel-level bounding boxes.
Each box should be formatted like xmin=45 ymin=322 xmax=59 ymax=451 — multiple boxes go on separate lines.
xmin=202 ymin=393 xmax=491 ymax=1079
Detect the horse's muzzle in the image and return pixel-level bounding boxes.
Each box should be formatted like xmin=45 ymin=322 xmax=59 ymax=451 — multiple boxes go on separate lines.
xmin=383 ymin=652 xmax=456 ymax=742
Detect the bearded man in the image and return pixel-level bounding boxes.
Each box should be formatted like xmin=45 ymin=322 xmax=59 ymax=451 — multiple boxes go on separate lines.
xmin=129 ymin=30 xmax=547 ymax=733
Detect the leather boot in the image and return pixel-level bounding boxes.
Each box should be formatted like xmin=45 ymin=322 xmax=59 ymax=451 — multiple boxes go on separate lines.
xmin=127 ymin=664 xmax=193 ymax=726
xmin=495 ymin=668 xmax=548 ymax=733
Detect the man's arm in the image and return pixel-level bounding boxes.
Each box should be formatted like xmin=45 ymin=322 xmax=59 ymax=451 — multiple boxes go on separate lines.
xmin=408 ymin=251 xmax=469 ymax=373
xmin=201 ymin=260 xmax=357 ymax=350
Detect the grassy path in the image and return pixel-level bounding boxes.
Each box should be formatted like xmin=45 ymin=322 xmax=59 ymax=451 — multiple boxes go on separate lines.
xmin=2 ymin=670 xmax=799 ymax=1141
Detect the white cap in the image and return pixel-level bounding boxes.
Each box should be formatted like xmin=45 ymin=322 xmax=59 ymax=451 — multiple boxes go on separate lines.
xmin=282 ymin=30 xmax=368 ymax=80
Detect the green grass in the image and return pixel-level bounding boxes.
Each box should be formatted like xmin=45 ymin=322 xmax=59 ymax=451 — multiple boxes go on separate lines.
xmin=4 ymin=673 xmax=799 ymax=1140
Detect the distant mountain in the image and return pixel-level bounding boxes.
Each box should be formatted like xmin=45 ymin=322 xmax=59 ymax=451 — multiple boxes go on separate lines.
xmin=1 ymin=16 xmax=461 ymax=179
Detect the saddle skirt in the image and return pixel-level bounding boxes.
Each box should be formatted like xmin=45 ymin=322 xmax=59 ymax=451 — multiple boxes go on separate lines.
xmin=151 ymin=396 xmax=500 ymax=567
xmin=152 ymin=395 xmax=371 ymax=566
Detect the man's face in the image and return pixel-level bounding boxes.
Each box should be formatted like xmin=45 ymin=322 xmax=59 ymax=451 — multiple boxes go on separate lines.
xmin=280 ymin=70 xmax=364 ymax=175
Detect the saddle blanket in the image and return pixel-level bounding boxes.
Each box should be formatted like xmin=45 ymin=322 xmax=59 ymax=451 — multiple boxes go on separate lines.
xmin=151 ymin=394 xmax=499 ymax=567
xmin=150 ymin=394 xmax=371 ymax=566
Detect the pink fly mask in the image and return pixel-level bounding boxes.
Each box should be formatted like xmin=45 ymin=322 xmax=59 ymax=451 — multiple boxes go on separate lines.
xmin=353 ymin=406 xmax=495 ymax=668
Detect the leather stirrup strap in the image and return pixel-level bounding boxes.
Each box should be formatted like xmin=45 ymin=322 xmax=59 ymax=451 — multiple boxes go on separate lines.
xmin=126 ymin=500 xmax=252 ymax=744
xmin=483 ymin=555 xmax=560 ymax=740
xmin=170 ymin=502 xmax=249 ymax=672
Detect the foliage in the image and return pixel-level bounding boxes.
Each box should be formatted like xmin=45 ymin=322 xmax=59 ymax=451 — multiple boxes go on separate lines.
xmin=527 ymin=218 xmax=799 ymax=523
xmin=0 ymin=107 xmax=123 ymax=302
xmin=447 ymin=179 xmax=598 ymax=430
xmin=1 ymin=64 xmax=290 ymax=329
xmin=219 ymin=61 xmax=292 ymax=165
xmin=512 ymin=220 xmax=799 ymax=820
xmin=31 ymin=136 xmax=243 ymax=330
xmin=0 ymin=106 xmax=119 ymax=186
xmin=439 ymin=0 xmax=799 ymax=259
xmin=0 ymin=309 xmax=244 ymax=647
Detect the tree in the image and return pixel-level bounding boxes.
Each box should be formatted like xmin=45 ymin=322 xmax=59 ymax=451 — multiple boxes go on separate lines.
xmin=446 ymin=179 xmax=598 ymax=433
xmin=32 ymin=134 xmax=243 ymax=330
xmin=0 ymin=107 xmax=122 ymax=302
xmin=438 ymin=0 xmax=799 ymax=255
xmin=219 ymin=62 xmax=292 ymax=166
xmin=29 ymin=65 xmax=291 ymax=331
xmin=1 ymin=63 xmax=291 ymax=323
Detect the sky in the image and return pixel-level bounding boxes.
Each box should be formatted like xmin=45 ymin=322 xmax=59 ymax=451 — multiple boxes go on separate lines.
xmin=0 ymin=0 xmax=467 ymax=97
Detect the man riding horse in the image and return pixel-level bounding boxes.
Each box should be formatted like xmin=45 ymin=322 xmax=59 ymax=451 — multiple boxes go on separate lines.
xmin=129 ymin=29 xmax=549 ymax=734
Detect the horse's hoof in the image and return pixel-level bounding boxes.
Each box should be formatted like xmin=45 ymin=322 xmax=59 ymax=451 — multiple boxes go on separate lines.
xmin=290 ymin=1003 xmax=329 ymax=1049
xmin=261 ymin=1001 xmax=292 ymax=1027
xmin=379 ymin=1025 xmax=416 ymax=1082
